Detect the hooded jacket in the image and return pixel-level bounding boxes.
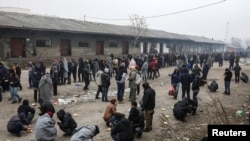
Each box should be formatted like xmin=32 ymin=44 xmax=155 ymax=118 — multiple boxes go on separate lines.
xmin=7 ymin=113 xmax=29 ymax=132
xmin=57 ymin=109 xmax=77 ymax=131
xmin=70 ymin=125 xmax=98 ymax=141
xmin=39 ymin=73 xmax=53 ymax=101
xmin=111 ymin=117 xmax=134 ymax=141
xmin=35 ymin=113 xmax=57 ymax=141
xmin=17 ymin=99 xmax=35 ymax=117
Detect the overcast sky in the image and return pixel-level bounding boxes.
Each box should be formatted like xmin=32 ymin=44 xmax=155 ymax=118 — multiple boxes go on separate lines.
xmin=0 ymin=0 xmax=250 ymax=44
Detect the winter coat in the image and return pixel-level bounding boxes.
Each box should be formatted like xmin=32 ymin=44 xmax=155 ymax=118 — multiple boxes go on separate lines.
xmin=39 ymin=100 xmax=55 ymax=115
xmin=70 ymin=125 xmax=97 ymax=141
xmin=7 ymin=113 xmax=29 ymax=133
xmin=111 ymin=117 xmax=134 ymax=141
xmin=141 ymin=87 xmax=155 ymax=110
xmin=17 ymin=100 xmax=35 ymax=117
xmin=171 ymin=72 xmax=180 ymax=84
xmin=95 ymin=70 xmax=103 ymax=86
xmin=39 ymin=73 xmax=53 ymax=101
xmin=173 ymin=97 xmax=192 ymax=120
xmin=179 ymin=70 xmax=193 ymax=88
xmin=128 ymin=107 xmax=145 ymax=129
xmin=57 ymin=109 xmax=77 ymax=132
xmin=35 ymin=113 xmax=57 ymax=141
xmin=192 ymin=75 xmax=201 ymax=91
xmin=128 ymin=70 xmax=137 ymax=89
xmin=224 ymin=70 xmax=232 ymax=81
xmin=101 ymin=72 xmax=110 ymax=88
xmin=141 ymin=62 xmax=148 ymax=77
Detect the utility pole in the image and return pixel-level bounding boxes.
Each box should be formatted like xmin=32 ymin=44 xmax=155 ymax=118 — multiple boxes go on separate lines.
xmin=225 ymin=22 xmax=229 ymax=44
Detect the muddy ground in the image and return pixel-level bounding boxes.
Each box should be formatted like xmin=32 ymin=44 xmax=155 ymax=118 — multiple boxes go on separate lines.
xmin=0 ymin=59 xmax=249 ymax=141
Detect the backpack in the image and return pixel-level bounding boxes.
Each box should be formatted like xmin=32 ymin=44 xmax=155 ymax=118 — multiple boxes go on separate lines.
xmin=135 ymin=73 xmax=141 ymax=85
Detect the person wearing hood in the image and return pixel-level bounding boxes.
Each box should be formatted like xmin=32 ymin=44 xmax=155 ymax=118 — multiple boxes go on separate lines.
xmin=110 ymin=117 xmax=134 ymax=141
xmin=38 ymin=73 xmax=53 ymax=103
xmin=70 ymin=125 xmax=99 ymax=141
xmin=34 ymin=111 xmax=57 ymax=141
xmin=17 ymin=99 xmax=35 ymax=123
xmin=39 ymin=100 xmax=55 ymax=116
xmin=7 ymin=112 xmax=29 ymax=137
xmin=173 ymin=97 xmax=194 ymax=122
xmin=56 ymin=109 xmax=77 ymax=136
xmin=61 ymin=57 xmax=69 ymax=84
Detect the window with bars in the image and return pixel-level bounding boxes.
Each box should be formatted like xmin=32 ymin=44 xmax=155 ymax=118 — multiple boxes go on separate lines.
xmin=36 ymin=39 xmax=51 ymax=47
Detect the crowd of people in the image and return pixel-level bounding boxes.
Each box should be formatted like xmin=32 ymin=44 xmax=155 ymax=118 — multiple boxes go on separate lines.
xmin=0 ymin=51 xmax=249 ymax=140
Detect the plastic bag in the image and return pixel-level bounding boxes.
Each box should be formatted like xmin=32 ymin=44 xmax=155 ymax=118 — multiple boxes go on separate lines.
xmin=168 ymin=85 xmax=175 ymax=96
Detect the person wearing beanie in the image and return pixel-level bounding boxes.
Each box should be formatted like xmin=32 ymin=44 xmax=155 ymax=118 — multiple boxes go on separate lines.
xmin=35 ymin=111 xmax=57 ymax=141
xmin=7 ymin=112 xmax=29 ymax=137
xmin=17 ymin=99 xmax=35 ymax=123
xmin=70 ymin=125 xmax=100 ymax=141
xmin=57 ymin=109 xmax=77 ymax=136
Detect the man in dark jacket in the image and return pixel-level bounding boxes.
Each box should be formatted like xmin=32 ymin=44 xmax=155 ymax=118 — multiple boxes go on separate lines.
xmin=39 ymin=100 xmax=55 ymax=116
xmin=57 ymin=109 xmax=77 ymax=136
xmin=17 ymin=99 xmax=35 ymax=123
xmin=179 ymin=68 xmax=193 ymax=100
xmin=111 ymin=117 xmax=134 ymax=141
xmin=191 ymin=75 xmax=200 ymax=115
xmin=140 ymin=82 xmax=155 ymax=132
xmin=233 ymin=63 xmax=241 ymax=83
xmin=128 ymin=101 xmax=144 ymax=138
xmin=223 ymin=68 xmax=232 ymax=95
xmin=101 ymin=68 xmax=110 ymax=102
xmin=7 ymin=112 xmax=29 ymax=137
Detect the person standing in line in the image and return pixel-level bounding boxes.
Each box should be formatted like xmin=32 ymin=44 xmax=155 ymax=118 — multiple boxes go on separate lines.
xmin=116 ymin=63 xmax=127 ymax=103
xmin=141 ymin=61 xmax=148 ymax=82
xmin=223 ymin=68 xmax=232 ymax=95
xmin=128 ymin=66 xmax=137 ymax=102
xmin=32 ymin=61 xmax=43 ymax=105
xmin=101 ymin=68 xmax=110 ymax=102
xmin=9 ymin=69 xmax=22 ymax=104
xmin=179 ymin=68 xmax=193 ymax=100
xmin=233 ymin=63 xmax=241 ymax=84
xmin=191 ymin=74 xmax=200 ymax=115
xmin=27 ymin=61 xmax=35 ymax=89
xmin=50 ymin=59 xmax=59 ymax=96
xmin=95 ymin=68 xmax=103 ymax=99
xmin=171 ymin=68 xmax=180 ymax=99
xmin=83 ymin=60 xmax=90 ymax=91
xmin=78 ymin=58 xmax=84 ymax=82
xmin=13 ymin=62 xmax=22 ymax=90
xmin=71 ymin=58 xmax=78 ymax=83
xmin=140 ymin=82 xmax=155 ymax=132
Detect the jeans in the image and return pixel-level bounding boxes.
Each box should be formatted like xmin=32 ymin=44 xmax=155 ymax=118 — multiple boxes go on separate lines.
xmin=110 ymin=132 xmax=120 ymax=141
xmin=181 ymin=87 xmax=190 ymax=100
xmin=27 ymin=113 xmax=35 ymax=123
xmin=172 ymin=83 xmax=179 ymax=98
xmin=9 ymin=86 xmax=21 ymax=101
xmin=102 ymin=87 xmax=109 ymax=101
xmin=224 ymin=81 xmax=231 ymax=94
xmin=117 ymin=82 xmax=125 ymax=101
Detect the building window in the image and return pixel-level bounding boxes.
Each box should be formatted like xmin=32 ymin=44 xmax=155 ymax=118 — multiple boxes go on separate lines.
xmin=36 ymin=39 xmax=51 ymax=47
xmin=109 ymin=40 xmax=118 ymax=47
xmin=78 ymin=40 xmax=89 ymax=47
xmin=132 ymin=42 xmax=140 ymax=48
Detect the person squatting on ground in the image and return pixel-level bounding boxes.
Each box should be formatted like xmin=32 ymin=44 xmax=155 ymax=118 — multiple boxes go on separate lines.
xmin=128 ymin=101 xmax=145 ymax=138
xmin=57 ymin=109 xmax=77 ymax=136
xmin=7 ymin=112 xmax=29 ymax=137
xmin=208 ymin=80 xmax=218 ymax=92
xmin=95 ymin=68 xmax=103 ymax=99
xmin=38 ymin=100 xmax=55 ymax=116
xmin=240 ymin=72 xmax=248 ymax=83
xmin=116 ymin=63 xmax=127 ymax=103
xmin=34 ymin=110 xmax=57 ymax=141
xmin=140 ymin=82 xmax=155 ymax=132
xmin=101 ymin=68 xmax=111 ymax=102
xmin=173 ymin=97 xmax=196 ymax=122
xmin=103 ymin=99 xmax=125 ymax=127
xmin=17 ymin=99 xmax=35 ymax=124
xmin=110 ymin=116 xmax=134 ymax=141
xmin=70 ymin=125 xmax=99 ymax=141
xmin=128 ymin=66 xmax=137 ymax=102
xmin=223 ymin=68 xmax=232 ymax=95
xmin=171 ymin=68 xmax=180 ymax=99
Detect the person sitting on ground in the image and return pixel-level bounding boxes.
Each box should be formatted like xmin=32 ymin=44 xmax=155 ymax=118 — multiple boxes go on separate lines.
xmin=34 ymin=110 xmax=57 ymax=141
xmin=17 ymin=99 xmax=36 ymax=123
xmin=7 ymin=112 xmax=29 ymax=137
xmin=70 ymin=125 xmax=100 ymax=141
xmin=208 ymin=80 xmax=218 ymax=92
xmin=173 ymin=97 xmax=196 ymax=122
xmin=57 ymin=109 xmax=77 ymax=136
xmin=128 ymin=101 xmax=145 ymax=138
xmin=103 ymin=99 xmax=125 ymax=127
xmin=111 ymin=116 xmax=134 ymax=141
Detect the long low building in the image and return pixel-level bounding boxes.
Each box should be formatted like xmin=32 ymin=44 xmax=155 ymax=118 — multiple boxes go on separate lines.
xmin=0 ymin=11 xmax=225 ymax=61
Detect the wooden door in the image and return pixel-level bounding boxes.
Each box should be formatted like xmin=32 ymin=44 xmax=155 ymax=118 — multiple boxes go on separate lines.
xmin=60 ymin=39 xmax=71 ymax=56
xmin=10 ymin=38 xmax=25 ymax=58
xmin=122 ymin=41 xmax=129 ymax=54
xmin=96 ymin=41 xmax=104 ymax=55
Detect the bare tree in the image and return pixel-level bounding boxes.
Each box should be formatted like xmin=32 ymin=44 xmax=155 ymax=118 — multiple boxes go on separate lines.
xmin=129 ymin=14 xmax=148 ymax=55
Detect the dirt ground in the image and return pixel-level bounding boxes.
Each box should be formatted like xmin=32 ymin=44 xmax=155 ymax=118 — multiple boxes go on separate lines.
xmin=0 ymin=59 xmax=249 ymax=141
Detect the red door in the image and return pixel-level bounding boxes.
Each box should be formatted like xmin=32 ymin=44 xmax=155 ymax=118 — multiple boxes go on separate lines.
xmin=96 ymin=41 xmax=104 ymax=55
xmin=10 ymin=38 xmax=25 ymax=58
xmin=60 ymin=39 xmax=71 ymax=56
